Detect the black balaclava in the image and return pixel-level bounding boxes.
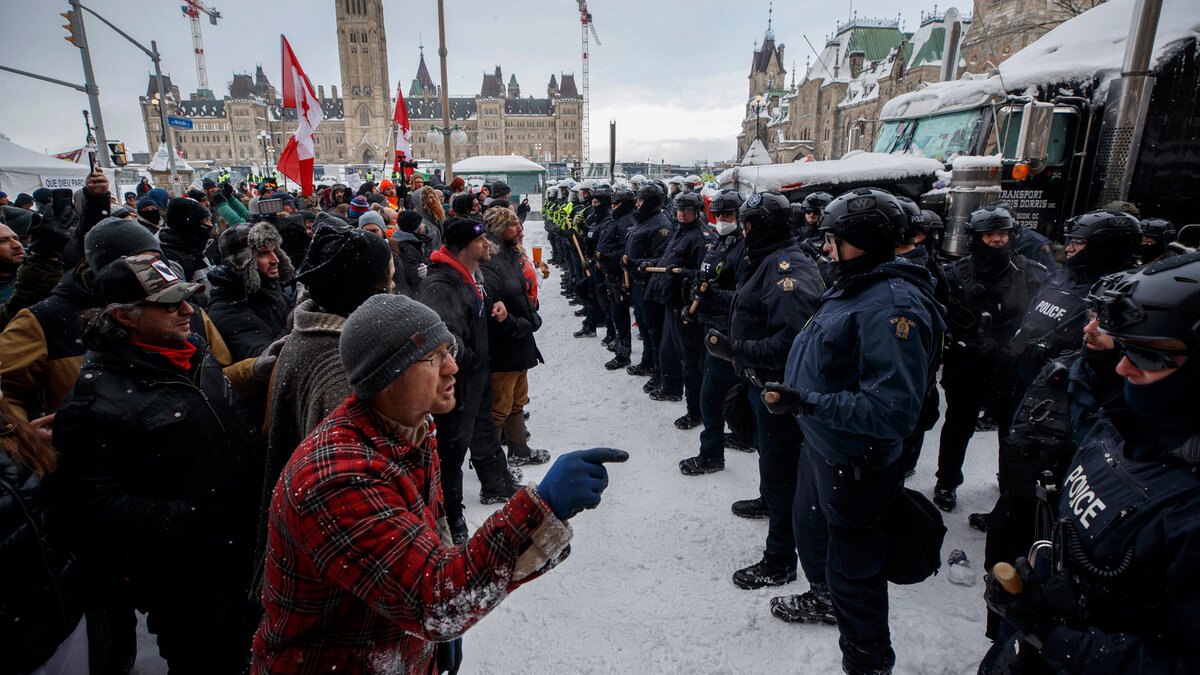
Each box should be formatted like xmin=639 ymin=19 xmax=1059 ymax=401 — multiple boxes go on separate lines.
xmin=971 ymin=234 xmax=1012 ymax=280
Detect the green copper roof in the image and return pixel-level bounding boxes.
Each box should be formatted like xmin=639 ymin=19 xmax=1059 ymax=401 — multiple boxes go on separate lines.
xmin=846 ymin=26 xmax=904 ymax=63
xmin=508 ymin=74 xmax=519 ymax=87
xmin=409 ymin=78 xmax=424 ymax=96
xmin=909 ymin=27 xmax=945 ymax=68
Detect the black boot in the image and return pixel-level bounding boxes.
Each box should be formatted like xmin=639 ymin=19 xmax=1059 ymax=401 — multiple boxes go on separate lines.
xmin=476 ymin=450 xmax=520 ymax=505
xmin=448 ymin=515 xmax=469 ymax=547
xmin=504 ymin=414 xmax=550 ymax=467
xmin=642 ymin=374 xmax=662 ymax=393
xmin=573 ymin=307 xmax=588 ymax=317
xmin=770 ymin=583 xmax=836 ymax=624
xmin=679 ymin=455 xmax=724 ymax=475
xmin=732 ymin=557 xmax=797 ymax=590
xmin=649 ymin=389 xmax=682 ymax=402
xmin=674 ymin=411 xmax=702 ymax=429
xmin=731 ymin=496 xmax=769 ymax=519
xmin=724 ymin=433 xmax=757 ymax=453
xmin=933 ymin=484 xmax=957 ymax=512
xmin=604 ymin=354 xmax=631 ymax=370
xmin=573 ymin=325 xmax=597 ymax=338
xmin=626 ymin=363 xmax=655 ymax=376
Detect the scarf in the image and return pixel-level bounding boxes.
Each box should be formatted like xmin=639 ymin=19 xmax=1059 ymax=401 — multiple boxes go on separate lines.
xmin=430 ymin=247 xmax=484 ymax=317
xmin=133 ymin=340 xmax=197 ymax=370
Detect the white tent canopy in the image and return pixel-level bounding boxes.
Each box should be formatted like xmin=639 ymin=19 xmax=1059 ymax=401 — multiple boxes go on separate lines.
xmin=452 ymin=155 xmax=546 ymax=174
xmin=148 ymin=143 xmax=193 ymax=172
xmin=0 ymin=136 xmax=91 ymax=195
xmin=740 ymin=139 xmax=773 ymax=166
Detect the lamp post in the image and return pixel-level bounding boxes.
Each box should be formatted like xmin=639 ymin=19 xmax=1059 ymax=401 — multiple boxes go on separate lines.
xmin=426 ymin=124 xmax=468 ymax=177
xmin=258 ymin=129 xmax=269 ymax=179
xmin=752 ymin=94 xmax=765 ymax=145
xmin=435 ymin=0 xmax=455 ymax=184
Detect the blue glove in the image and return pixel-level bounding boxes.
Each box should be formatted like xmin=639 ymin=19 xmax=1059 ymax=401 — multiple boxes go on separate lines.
xmin=537 ymin=447 xmax=629 ymax=520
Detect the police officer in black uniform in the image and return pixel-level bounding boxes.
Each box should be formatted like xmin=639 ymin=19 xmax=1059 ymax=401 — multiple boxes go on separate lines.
xmin=645 ymin=191 xmax=713 ymax=420
xmin=1136 ymin=217 xmax=1176 ymax=265
xmin=935 ymin=206 xmax=1048 ymax=511
xmin=625 ymin=184 xmax=674 ymax=385
xmin=763 ymin=188 xmax=944 ymax=675
xmin=982 ymin=252 xmax=1200 ymax=673
xmin=680 ymin=190 xmax=750 ymax=474
xmin=597 ymin=188 xmax=636 ymax=370
xmin=704 ymin=191 xmax=822 ymax=590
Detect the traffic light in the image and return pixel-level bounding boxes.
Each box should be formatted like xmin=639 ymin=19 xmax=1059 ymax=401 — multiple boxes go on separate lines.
xmin=107 ymin=141 xmax=127 ymax=167
xmin=61 ymin=10 xmax=80 ymax=47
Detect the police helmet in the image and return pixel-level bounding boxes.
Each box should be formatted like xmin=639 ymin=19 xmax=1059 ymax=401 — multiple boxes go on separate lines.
xmin=674 ymin=192 xmax=703 ymax=213
xmin=921 ymin=209 xmax=944 ymax=231
xmin=579 ymin=179 xmax=595 ymax=192
xmin=738 ymin=191 xmax=792 ymax=230
xmin=819 ymin=188 xmax=907 ymax=253
xmin=1139 ymin=218 xmax=1176 ymax=243
xmin=667 ymin=176 xmax=685 ymax=186
xmin=1090 ymin=251 xmax=1200 ymax=351
xmin=1063 ymin=210 xmax=1141 ymax=275
xmin=613 ymin=188 xmax=636 ymax=206
xmin=965 ymin=205 xmax=1015 ymax=234
xmin=591 ymin=185 xmax=614 ymax=203
xmin=630 ymin=174 xmax=646 ymax=186
xmin=896 ymin=195 xmax=925 ymax=239
xmin=636 ymin=183 xmax=664 ymax=211
xmin=652 ymin=180 xmax=669 ymax=198
xmin=710 ymin=190 xmax=743 ymax=216
xmin=685 ymin=174 xmax=702 ymax=187
xmin=800 ymin=191 xmax=834 ymax=215
xmin=556 ymin=179 xmax=572 ymax=190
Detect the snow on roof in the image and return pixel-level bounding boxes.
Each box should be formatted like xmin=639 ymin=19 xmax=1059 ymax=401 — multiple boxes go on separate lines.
xmin=740 ymin=139 xmax=773 ymax=166
xmin=718 ymin=151 xmax=943 ymax=192
xmin=452 ymin=155 xmax=546 ymax=174
xmin=881 ymin=0 xmax=1200 ymax=119
xmin=949 ymin=154 xmax=1003 ymax=169
xmin=148 ymin=142 xmax=193 ymax=172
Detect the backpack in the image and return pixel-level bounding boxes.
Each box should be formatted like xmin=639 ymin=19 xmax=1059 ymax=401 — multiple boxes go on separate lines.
xmin=885 ymin=487 xmax=947 ymax=584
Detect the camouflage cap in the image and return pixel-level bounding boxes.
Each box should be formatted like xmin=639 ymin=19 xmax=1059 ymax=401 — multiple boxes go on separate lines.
xmin=94 ymin=253 xmax=204 ymax=306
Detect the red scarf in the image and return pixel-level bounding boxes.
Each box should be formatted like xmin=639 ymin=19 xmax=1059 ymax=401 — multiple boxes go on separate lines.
xmin=430 ymin=247 xmax=483 ymax=303
xmin=133 ymin=341 xmax=197 ymax=370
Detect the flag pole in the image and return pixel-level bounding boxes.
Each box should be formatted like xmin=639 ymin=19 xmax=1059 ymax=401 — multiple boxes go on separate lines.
xmin=385 ymin=82 xmax=397 ymax=182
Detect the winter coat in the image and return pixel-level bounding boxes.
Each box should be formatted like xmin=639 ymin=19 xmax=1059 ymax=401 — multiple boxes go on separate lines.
xmin=54 ymin=336 xmax=264 ymax=613
xmin=251 ymin=300 xmax=351 ymax=596
xmin=624 ymin=211 xmax=673 ymax=284
xmin=159 ymin=228 xmax=212 ymax=286
xmin=0 ymin=266 xmax=255 ymax=422
xmin=415 ymin=250 xmax=491 ymax=380
xmin=0 ymin=253 xmax=63 ymax=332
xmin=391 ymin=230 xmax=425 ymax=296
xmin=785 ymin=258 xmax=946 ymax=467
xmin=596 ymin=208 xmax=634 ymax=272
xmin=206 ymin=266 xmax=291 ymax=362
xmin=696 ymin=231 xmax=748 ymax=331
xmin=216 ymin=194 xmax=250 ymax=226
xmin=0 ymin=448 xmax=85 ymax=675
xmin=61 ymin=189 xmax=114 ymax=271
xmin=251 ymin=395 xmax=570 ymax=674
xmin=644 ymin=216 xmax=712 ymax=307
xmin=728 ymin=239 xmax=823 ymax=378
xmin=480 ymin=234 xmax=543 ymax=373
xmin=1014 ymin=225 xmax=1057 ymax=271
xmin=943 ymin=250 xmax=1048 ymax=350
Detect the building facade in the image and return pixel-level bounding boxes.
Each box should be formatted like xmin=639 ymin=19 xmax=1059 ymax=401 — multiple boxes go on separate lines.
xmin=138 ymin=0 xmax=582 ymax=172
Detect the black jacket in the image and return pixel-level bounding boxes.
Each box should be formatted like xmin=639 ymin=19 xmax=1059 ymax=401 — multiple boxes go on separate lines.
xmin=729 ymin=238 xmax=823 ymax=377
xmin=158 ymin=229 xmax=211 ymax=285
xmin=415 ymin=258 xmax=491 ymax=381
xmin=392 ymin=230 xmax=425 ymax=297
xmin=206 ymin=265 xmax=290 ymax=361
xmin=53 ymin=337 xmax=264 ymax=608
xmin=625 ymin=211 xmax=673 ymax=284
xmin=644 ymin=216 xmax=712 ymax=307
xmin=597 ymin=207 xmax=634 ymax=271
xmin=0 ymin=449 xmax=85 ymax=675
xmin=480 ymin=235 xmax=543 ymax=372
xmin=696 ymin=231 xmax=748 ymax=331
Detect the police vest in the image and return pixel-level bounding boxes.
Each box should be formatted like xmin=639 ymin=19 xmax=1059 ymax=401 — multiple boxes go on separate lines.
xmin=1012 ymin=272 xmax=1091 ymax=382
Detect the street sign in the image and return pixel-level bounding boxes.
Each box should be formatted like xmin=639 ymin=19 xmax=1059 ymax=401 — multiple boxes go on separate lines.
xmin=118 ymin=168 xmax=140 ymax=185
xmin=167 ymin=116 xmax=193 ymax=130
xmin=170 ymin=174 xmax=182 ymax=184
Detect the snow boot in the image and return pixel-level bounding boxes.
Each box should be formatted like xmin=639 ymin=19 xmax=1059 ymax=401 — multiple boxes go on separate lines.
xmin=476 ymin=450 xmax=521 ymax=505
xmin=674 ymin=411 xmax=702 ymax=430
xmin=601 ymin=334 xmax=615 ymax=346
xmin=679 ymin=455 xmax=725 ymax=476
xmin=504 ymin=414 xmax=550 ymax=467
xmin=732 ymin=557 xmax=797 ymax=590
xmin=573 ymin=307 xmax=588 ymax=317
xmin=642 ymin=373 xmax=662 ymax=393
xmin=604 ymin=354 xmax=631 ymax=370
xmin=968 ymin=512 xmax=989 ymax=532
xmin=573 ymin=325 xmax=597 ymax=338
xmin=649 ymin=389 xmax=682 ymax=402
xmin=448 ymin=515 xmax=469 ymax=547
xmin=770 ymin=584 xmax=836 ymax=624
xmin=933 ymin=485 xmax=957 ymax=512
xmin=725 ymin=433 xmax=757 ymax=453
xmin=626 ymin=363 xmax=655 ymax=376
xmin=731 ymin=497 xmax=769 ymax=519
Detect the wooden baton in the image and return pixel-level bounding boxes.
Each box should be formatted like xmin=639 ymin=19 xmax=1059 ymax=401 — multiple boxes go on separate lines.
xmin=763 ymin=390 xmax=781 ymax=404
xmin=572 ymin=233 xmax=591 ymax=278
xmin=992 ymin=562 xmax=1023 ymax=594
xmin=687 ymin=282 xmax=709 ymax=316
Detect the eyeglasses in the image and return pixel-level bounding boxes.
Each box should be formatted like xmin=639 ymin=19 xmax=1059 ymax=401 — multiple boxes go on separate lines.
xmin=1113 ymin=338 xmax=1189 ymax=371
xmin=140 ymin=300 xmax=186 ymax=314
xmin=417 ymin=339 xmax=459 ymax=368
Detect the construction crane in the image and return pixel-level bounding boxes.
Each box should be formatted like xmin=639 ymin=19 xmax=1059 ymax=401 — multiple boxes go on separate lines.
xmin=576 ymin=1 xmax=599 ymax=162
xmin=180 ymin=0 xmax=221 ymax=100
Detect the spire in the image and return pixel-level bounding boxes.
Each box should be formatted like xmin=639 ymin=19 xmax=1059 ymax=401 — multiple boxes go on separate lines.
xmin=765 ymin=2 xmax=774 ymax=41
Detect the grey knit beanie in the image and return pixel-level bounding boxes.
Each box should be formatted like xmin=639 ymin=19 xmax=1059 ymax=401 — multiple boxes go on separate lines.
xmin=84 ymin=217 xmax=163 ymax=271
xmin=357 ymin=210 xmax=386 ymax=230
xmin=340 ymin=294 xmax=455 ymax=400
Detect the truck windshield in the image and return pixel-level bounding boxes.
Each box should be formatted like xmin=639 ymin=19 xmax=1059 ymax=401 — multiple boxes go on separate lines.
xmin=873 ymin=108 xmax=984 ymax=161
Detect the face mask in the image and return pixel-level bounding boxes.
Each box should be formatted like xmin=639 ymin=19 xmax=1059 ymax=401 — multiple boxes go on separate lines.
xmin=714 ymin=219 xmax=738 ymax=236
xmin=140 ymin=209 xmax=161 ymax=225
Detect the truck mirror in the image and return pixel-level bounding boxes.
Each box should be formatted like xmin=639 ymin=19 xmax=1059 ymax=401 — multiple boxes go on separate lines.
xmin=1016 ymin=101 xmax=1054 ymax=165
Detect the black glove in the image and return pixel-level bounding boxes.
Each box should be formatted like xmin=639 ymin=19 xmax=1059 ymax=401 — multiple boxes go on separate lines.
xmin=692 ymin=281 xmax=718 ymax=306
xmin=29 ymin=189 xmax=77 ymax=258
xmin=761 ymin=382 xmax=810 ymax=416
xmin=637 ymin=261 xmax=650 ymax=273
xmin=983 ymin=558 xmax=1056 ymax=649
xmin=436 ymin=637 xmax=462 ymax=674
xmin=705 ymin=329 xmax=734 ymax=362
xmin=220 ymin=181 xmax=234 ymax=200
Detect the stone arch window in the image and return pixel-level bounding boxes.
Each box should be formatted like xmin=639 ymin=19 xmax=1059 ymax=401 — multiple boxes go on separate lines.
xmin=359 ymin=105 xmax=370 ymax=127
xmin=362 ymin=148 xmax=374 ymax=164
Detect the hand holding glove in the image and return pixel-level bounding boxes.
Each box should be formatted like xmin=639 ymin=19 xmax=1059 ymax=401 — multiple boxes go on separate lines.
xmin=984 ymin=558 xmax=1058 ymax=649
xmin=537 ymin=447 xmax=629 ymax=521
xmin=252 ymin=336 xmax=289 ymax=381
xmin=761 ymin=382 xmax=810 ymax=416
xmin=29 ymin=190 xmax=77 ymax=259
xmin=704 ymin=329 xmax=734 ymax=362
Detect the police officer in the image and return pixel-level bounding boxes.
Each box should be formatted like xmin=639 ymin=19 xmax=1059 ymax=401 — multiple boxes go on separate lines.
xmin=935 ymin=205 xmax=1048 ymax=511
xmin=584 ymin=184 xmax=616 ymax=347
xmin=544 ymin=184 xmax=565 ymax=266
xmin=680 ymin=190 xmax=751 ymax=474
xmin=666 ymin=176 xmax=684 ymax=200
xmin=795 ymin=191 xmax=833 ymax=242
xmin=1136 ymin=217 xmax=1176 ymax=265
xmin=597 ymin=187 xmax=637 ymax=370
xmin=982 ymin=252 xmax=1200 ymax=673
xmin=571 ymin=181 xmax=606 ymax=338
xmin=625 ymin=184 xmax=674 ymax=385
xmin=763 ymin=188 xmax=944 ymax=675
xmin=1010 ymin=210 xmax=1140 ymax=389
xmin=705 ymin=191 xmax=822 ymax=589
xmin=645 ymin=191 xmax=713 ymax=423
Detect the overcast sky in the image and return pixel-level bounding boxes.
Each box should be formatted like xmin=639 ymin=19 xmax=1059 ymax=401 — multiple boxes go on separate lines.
xmin=0 ymin=0 xmax=940 ymax=164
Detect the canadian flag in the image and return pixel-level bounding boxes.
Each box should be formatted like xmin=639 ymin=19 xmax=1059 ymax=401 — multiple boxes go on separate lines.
xmin=392 ymin=83 xmax=413 ymax=177
xmin=276 ymin=36 xmax=324 ymax=195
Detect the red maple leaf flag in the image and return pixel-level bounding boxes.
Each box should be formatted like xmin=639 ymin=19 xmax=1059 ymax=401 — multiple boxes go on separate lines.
xmin=393 ymin=83 xmax=413 ymax=177
xmin=276 ymin=36 xmax=324 ymax=195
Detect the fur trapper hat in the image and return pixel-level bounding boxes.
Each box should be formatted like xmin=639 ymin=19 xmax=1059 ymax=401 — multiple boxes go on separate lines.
xmin=218 ymin=221 xmax=294 ymax=295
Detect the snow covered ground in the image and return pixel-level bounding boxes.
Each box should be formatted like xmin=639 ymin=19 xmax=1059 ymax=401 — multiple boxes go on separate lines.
xmin=135 ymin=224 xmax=1002 ymax=673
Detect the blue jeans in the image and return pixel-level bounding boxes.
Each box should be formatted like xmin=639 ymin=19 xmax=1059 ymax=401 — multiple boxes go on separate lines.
xmin=748 ymin=383 xmax=802 ymax=568
xmin=795 ymin=447 xmax=901 ymax=674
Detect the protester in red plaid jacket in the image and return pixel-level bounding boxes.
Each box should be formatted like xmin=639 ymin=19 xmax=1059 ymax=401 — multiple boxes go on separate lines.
xmin=252 ymin=294 xmax=627 ymax=674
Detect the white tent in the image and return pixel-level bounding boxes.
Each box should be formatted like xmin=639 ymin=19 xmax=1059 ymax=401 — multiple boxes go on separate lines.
xmin=0 ymin=136 xmax=91 ymax=195
xmin=453 ymin=155 xmax=546 ymax=197
xmin=148 ymin=143 xmax=193 ymax=172
xmin=740 ymin=139 xmax=773 ymax=166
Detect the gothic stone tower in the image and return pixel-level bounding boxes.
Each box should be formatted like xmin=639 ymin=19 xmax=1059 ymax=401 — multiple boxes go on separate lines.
xmin=336 ymin=0 xmax=392 ymax=165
